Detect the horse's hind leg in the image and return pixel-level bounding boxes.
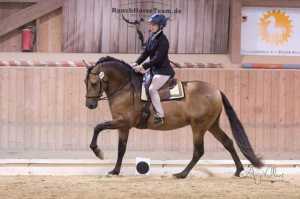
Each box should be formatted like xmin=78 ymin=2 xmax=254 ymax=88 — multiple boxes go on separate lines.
xmin=174 ymin=123 xmax=206 ymax=179
xmin=209 ymin=119 xmax=244 ymax=177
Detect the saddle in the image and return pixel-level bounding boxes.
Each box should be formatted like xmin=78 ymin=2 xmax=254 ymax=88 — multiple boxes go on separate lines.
xmin=141 ymin=78 xmax=185 ymax=101
xmin=138 ymin=74 xmax=185 ymax=129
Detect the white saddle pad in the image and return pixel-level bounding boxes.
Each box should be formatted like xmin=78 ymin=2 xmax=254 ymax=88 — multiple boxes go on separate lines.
xmin=141 ymin=81 xmax=185 ymax=101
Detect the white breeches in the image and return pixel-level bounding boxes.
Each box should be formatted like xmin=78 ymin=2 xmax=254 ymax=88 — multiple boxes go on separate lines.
xmin=148 ymin=74 xmax=170 ymax=118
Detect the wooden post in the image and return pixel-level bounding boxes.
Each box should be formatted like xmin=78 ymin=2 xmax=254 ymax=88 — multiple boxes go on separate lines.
xmin=229 ymin=0 xmax=242 ymax=64
xmin=36 ymin=9 xmax=63 ymax=52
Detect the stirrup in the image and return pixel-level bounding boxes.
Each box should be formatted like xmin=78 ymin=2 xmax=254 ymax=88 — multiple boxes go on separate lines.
xmin=154 ymin=115 xmax=165 ymax=125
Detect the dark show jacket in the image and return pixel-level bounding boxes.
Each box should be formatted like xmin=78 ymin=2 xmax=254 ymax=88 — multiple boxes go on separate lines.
xmin=136 ymin=31 xmax=175 ymax=77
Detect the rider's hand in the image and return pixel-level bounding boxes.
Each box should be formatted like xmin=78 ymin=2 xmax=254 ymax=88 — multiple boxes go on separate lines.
xmin=131 ymin=63 xmax=138 ymax=68
xmin=131 ymin=63 xmax=142 ymax=73
xmin=133 ymin=65 xmax=144 ymax=73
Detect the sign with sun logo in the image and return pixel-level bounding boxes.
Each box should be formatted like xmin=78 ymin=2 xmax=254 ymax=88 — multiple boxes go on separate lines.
xmin=259 ymin=10 xmax=293 ymax=46
xmin=241 ymin=7 xmax=300 ymax=56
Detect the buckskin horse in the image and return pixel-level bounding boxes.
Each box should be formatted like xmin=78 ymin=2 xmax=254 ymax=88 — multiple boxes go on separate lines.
xmin=84 ymin=56 xmax=263 ymax=178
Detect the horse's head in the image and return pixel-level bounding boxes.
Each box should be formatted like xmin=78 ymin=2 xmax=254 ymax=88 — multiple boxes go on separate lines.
xmin=84 ymin=62 xmax=106 ymax=109
xmin=84 ymin=56 xmax=142 ymax=109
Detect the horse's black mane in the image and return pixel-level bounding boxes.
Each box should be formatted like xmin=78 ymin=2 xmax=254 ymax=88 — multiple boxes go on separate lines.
xmin=95 ymin=56 xmax=134 ymax=73
xmin=95 ymin=56 xmax=143 ymax=91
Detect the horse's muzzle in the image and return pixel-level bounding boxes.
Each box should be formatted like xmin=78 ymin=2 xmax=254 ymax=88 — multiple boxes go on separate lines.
xmin=86 ymin=100 xmax=98 ymax=109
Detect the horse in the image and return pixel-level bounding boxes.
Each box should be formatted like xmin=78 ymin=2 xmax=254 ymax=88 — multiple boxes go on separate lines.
xmin=84 ymin=56 xmax=263 ymax=179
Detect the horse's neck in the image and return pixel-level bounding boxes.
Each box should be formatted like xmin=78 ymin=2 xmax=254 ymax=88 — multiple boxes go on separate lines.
xmin=101 ymin=62 xmax=142 ymax=100
xmin=98 ymin=61 xmax=144 ymax=118
xmin=105 ymin=76 xmax=135 ymax=109
xmin=103 ymin=69 xmax=128 ymax=94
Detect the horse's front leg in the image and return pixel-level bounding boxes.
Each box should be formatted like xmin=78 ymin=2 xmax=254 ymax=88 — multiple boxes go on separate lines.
xmin=90 ymin=120 xmax=128 ymax=160
xmin=108 ymin=128 xmax=129 ymax=175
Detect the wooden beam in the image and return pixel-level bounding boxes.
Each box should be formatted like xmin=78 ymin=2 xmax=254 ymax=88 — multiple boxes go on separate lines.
xmin=0 ymin=0 xmax=63 ymax=37
xmin=229 ymin=0 xmax=242 ymax=64
xmin=0 ymin=0 xmax=39 ymax=2
xmin=242 ymin=0 xmax=300 ymax=7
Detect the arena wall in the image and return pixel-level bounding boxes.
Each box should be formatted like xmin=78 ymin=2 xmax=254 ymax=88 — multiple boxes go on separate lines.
xmin=0 ymin=57 xmax=299 ymax=159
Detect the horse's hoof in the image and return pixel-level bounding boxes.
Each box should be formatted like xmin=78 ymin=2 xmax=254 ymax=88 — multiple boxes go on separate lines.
xmin=108 ymin=169 xmax=120 ymax=175
xmin=173 ymin=173 xmax=187 ymax=179
xmin=90 ymin=145 xmax=104 ymax=160
xmin=94 ymin=149 xmax=104 ymax=160
xmin=234 ymin=168 xmax=244 ymax=177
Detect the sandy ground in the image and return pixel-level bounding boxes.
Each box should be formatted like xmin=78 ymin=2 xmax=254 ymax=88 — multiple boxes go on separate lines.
xmin=0 ymin=174 xmax=300 ymax=199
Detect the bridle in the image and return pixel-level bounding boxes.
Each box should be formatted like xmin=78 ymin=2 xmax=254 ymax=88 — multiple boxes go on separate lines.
xmin=86 ymin=65 xmax=132 ymax=101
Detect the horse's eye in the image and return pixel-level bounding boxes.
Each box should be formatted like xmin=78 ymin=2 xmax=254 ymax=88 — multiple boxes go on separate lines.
xmin=90 ymin=75 xmax=99 ymax=84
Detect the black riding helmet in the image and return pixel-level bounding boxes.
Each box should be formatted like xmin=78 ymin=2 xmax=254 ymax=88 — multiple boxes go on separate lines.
xmin=148 ymin=13 xmax=168 ymax=29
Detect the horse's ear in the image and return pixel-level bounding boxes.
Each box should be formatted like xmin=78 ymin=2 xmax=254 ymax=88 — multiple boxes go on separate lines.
xmin=83 ymin=59 xmax=92 ymax=69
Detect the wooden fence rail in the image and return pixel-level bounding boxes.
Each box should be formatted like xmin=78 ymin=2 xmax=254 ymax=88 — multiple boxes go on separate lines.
xmin=0 ymin=67 xmax=300 ymax=159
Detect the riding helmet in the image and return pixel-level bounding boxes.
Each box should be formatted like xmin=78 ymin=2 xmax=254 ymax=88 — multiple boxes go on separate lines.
xmin=148 ymin=13 xmax=168 ymax=28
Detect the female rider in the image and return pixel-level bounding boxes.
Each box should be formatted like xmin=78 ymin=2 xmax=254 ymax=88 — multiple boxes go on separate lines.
xmin=132 ymin=13 xmax=175 ymax=125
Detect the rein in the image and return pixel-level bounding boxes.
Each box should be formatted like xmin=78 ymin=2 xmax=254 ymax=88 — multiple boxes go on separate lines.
xmin=98 ymin=77 xmax=132 ymax=101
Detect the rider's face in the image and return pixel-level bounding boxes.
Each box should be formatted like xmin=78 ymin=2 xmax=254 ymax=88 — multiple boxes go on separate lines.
xmin=148 ymin=23 xmax=159 ymax=33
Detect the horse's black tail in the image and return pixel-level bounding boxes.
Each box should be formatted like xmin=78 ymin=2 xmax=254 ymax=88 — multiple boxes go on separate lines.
xmin=220 ymin=91 xmax=264 ymax=168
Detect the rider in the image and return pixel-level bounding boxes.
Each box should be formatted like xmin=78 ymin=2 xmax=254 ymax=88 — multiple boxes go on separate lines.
xmin=132 ymin=13 xmax=175 ymax=125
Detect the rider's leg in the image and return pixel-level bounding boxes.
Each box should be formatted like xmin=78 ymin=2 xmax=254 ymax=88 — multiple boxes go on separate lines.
xmin=148 ymin=74 xmax=170 ymax=119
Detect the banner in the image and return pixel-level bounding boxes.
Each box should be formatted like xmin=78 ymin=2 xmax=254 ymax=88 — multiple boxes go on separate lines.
xmin=62 ymin=0 xmax=230 ymax=53
xmin=241 ymin=7 xmax=300 ymax=56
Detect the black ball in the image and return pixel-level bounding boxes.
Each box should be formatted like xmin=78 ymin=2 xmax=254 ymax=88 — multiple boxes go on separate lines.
xmin=136 ymin=161 xmax=149 ymax=174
